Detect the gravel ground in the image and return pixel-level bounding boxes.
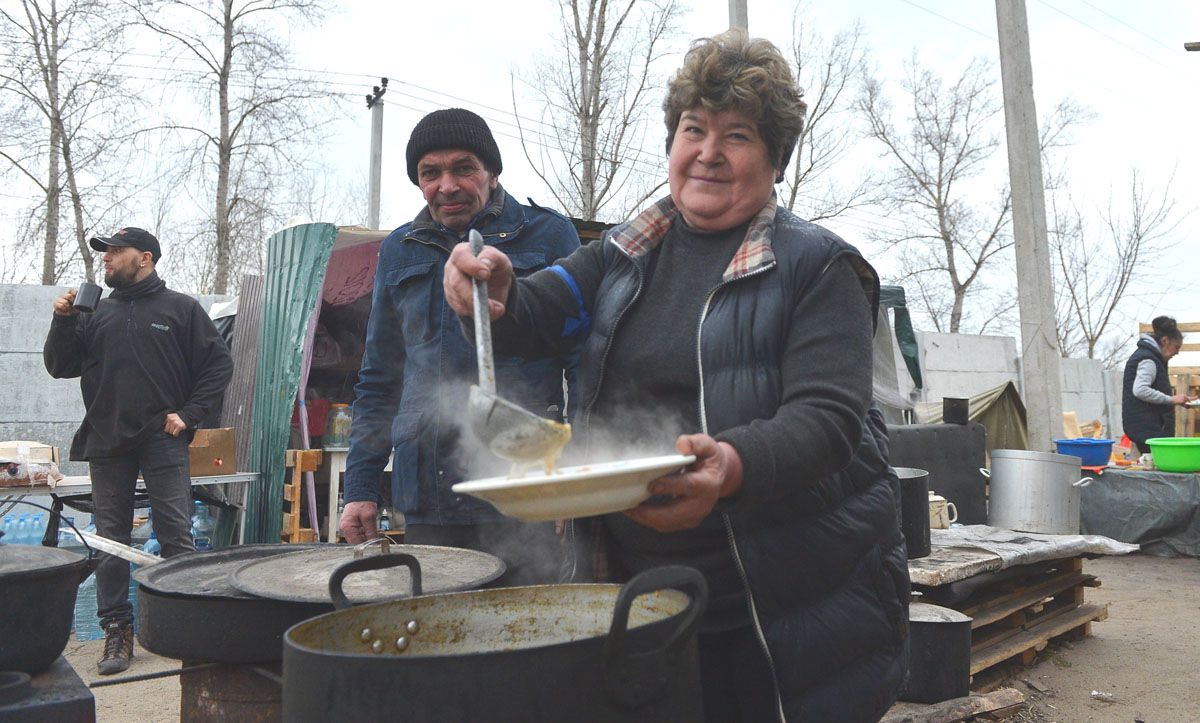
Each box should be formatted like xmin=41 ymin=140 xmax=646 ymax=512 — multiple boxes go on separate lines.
xmin=58 ymin=552 xmax=1199 ymax=722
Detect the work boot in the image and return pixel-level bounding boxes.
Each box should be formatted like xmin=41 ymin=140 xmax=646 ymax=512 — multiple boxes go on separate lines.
xmin=97 ymin=620 xmax=134 ymax=675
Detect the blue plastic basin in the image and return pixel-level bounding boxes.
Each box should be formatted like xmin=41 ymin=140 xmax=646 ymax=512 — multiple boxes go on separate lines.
xmin=1053 ymin=438 xmax=1113 ymax=467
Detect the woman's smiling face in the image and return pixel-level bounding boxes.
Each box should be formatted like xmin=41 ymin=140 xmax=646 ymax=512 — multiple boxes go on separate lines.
xmin=668 ymin=107 xmax=778 ymax=232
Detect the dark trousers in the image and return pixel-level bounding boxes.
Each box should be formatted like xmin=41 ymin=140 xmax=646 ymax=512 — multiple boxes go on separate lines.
xmin=89 ymin=433 xmax=194 ymax=624
xmin=699 ymin=624 xmax=779 ymax=722
xmin=403 ymin=519 xmax=567 ymax=586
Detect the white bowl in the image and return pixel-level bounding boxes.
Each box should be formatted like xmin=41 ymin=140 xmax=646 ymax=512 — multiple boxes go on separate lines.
xmin=452 ymin=454 xmax=697 ymax=522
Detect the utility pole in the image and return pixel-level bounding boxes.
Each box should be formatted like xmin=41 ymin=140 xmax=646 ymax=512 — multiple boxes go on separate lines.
xmin=728 ymin=0 xmax=747 ymax=31
xmin=1186 ymin=41 xmax=1200 ymax=51
xmin=995 ymin=0 xmax=1062 ymax=452
xmin=366 ymin=78 xmax=388 ymax=229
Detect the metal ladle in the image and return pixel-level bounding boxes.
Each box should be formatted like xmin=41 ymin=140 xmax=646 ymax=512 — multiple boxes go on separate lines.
xmin=466 ymin=229 xmax=571 ymax=466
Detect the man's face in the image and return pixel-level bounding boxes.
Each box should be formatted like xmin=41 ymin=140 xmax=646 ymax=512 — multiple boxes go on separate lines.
xmin=103 ymin=246 xmax=145 ymax=288
xmin=416 ymin=150 xmax=498 ymax=231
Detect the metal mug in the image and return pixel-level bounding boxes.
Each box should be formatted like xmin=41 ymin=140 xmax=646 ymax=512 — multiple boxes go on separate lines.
xmin=72 ymin=282 xmax=103 ymax=313
xmin=928 ymin=492 xmax=957 ymax=530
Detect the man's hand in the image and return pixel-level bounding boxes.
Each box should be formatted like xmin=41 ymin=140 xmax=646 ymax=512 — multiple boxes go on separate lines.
xmin=443 ymin=242 xmax=514 ymax=320
xmin=53 ymin=289 xmax=79 ymax=316
xmin=164 ymin=413 xmax=187 ymax=437
xmin=339 ymin=501 xmax=379 ymax=544
xmin=624 ymin=434 xmax=744 ymax=533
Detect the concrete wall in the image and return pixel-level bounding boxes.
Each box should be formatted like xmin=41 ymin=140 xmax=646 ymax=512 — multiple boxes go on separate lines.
xmin=0 ymin=284 xmax=229 ymax=475
xmin=1061 ymin=357 xmax=1124 ymax=440
xmin=917 ymin=332 xmax=1021 ymax=400
xmin=916 ymin=330 xmax=1125 ymax=440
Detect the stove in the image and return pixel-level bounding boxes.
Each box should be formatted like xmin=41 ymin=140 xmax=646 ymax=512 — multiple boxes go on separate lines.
xmin=0 ymin=657 xmax=95 ymax=722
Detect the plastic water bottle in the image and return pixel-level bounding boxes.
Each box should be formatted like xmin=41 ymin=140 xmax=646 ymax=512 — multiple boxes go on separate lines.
xmin=1 ymin=515 xmax=13 ymax=543
xmin=191 ymin=501 xmax=215 ymax=552
xmin=142 ymin=530 xmax=161 ymax=556
xmin=13 ymin=514 xmax=31 ymax=545
xmin=74 ymin=573 xmax=103 ymax=641
xmin=31 ymin=513 xmax=45 ymax=545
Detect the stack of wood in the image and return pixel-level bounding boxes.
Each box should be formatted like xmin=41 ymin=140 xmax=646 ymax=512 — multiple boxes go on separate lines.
xmin=282 ymin=449 xmax=321 ymax=543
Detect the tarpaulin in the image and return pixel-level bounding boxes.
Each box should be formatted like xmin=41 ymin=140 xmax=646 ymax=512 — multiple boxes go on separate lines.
xmin=1081 ymin=469 xmax=1200 ymax=558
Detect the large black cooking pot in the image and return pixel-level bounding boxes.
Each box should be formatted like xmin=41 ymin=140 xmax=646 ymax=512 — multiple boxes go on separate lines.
xmin=0 ymin=517 xmax=95 ymax=674
xmin=134 ymin=544 xmax=331 ymax=663
xmin=283 ymin=555 xmax=707 ymax=722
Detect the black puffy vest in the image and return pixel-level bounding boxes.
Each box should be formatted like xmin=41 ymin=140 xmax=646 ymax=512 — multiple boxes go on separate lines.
xmin=576 ymin=208 xmax=909 ymax=722
xmin=1122 ymin=337 xmax=1173 ymax=445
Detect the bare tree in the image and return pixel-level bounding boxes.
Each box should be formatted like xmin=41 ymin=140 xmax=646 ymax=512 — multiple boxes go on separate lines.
xmin=128 ymin=0 xmax=333 ymax=294
xmin=0 ymin=0 xmax=132 ymax=284
xmin=1050 ymin=171 xmax=1182 ymax=366
xmin=783 ymin=13 xmax=874 ymax=222
xmin=516 ymin=0 xmax=681 ymax=222
xmin=858 ymin=56 xmax=1012 ymax=333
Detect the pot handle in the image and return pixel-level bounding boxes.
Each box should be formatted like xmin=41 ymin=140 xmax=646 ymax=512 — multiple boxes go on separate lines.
xmin=979 ymin=467 xmax=990 ymax=479
xmin=1073 ymin=477 xmax=1093 ymax=488
xmin=602 ymin=565 xmax=707 ymax=710
xmin=327 ymin=552 xmax=423 ymax=610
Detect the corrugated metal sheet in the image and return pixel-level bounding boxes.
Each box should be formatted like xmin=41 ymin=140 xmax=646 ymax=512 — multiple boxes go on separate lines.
xmin=244 ymin=223 xmax=337 ymax=542
xmin=213 ymin=273 xmax=264 ymax=545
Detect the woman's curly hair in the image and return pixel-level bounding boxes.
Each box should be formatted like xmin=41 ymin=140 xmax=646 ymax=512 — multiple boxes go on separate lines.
xmin=663 ymin=29 xmax=807 ymax=175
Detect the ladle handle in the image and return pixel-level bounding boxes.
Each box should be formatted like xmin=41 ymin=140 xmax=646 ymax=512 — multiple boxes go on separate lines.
xmin=469 ymin=229 xmax=496 ymax=395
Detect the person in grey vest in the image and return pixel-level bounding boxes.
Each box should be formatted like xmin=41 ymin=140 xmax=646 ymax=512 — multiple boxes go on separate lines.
xmin=444 ymin=30 xmax=908 ymax=723
xmin=1121 ymin=315 xmax=1195 ymax=453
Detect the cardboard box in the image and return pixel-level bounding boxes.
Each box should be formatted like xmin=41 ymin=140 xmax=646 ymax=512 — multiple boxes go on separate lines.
xmin=0 ymin=440 xmax=60 ymax=465
xmin=189 ymin=428 xmax=237 ymax=476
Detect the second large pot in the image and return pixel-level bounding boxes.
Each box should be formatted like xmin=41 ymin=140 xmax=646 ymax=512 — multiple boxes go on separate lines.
xmin=283 ymin=555 xmax=707 ymax=723
xmin=985 ymin=449 xmax=1092 ymax=535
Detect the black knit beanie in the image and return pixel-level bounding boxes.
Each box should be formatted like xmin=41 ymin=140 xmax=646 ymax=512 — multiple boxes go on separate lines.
xmin=405 ymin=108 xmax=503 ymax=185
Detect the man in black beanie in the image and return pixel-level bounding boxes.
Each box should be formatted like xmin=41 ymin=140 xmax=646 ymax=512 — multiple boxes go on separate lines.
xmin=340 ymin=108 xmax=581 ymax=584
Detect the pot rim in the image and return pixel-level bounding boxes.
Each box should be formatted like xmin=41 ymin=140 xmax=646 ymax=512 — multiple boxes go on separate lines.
xmin=284 ymin=582 xmax=690 ymax=661
xmin=990 ymin=448 xmax=1082 ymax=466
xmin=0 ymin=545 xmax=87 ymax=581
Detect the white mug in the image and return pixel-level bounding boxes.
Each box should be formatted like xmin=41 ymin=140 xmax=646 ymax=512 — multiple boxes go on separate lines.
xmin=929 ymin=492 xmax=958 ymax=529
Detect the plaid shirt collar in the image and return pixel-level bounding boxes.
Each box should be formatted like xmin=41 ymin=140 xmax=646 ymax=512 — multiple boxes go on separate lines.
xmin=609 ymin=193 xmax=779 ymax=282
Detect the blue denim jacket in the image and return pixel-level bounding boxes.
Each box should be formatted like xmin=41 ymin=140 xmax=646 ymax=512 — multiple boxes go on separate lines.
xmin=344 ymin=187 xmax=580 ymax=524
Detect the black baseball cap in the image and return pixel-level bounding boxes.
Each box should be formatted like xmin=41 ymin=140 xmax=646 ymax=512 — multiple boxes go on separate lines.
xmin=89 ymin=227 xmax=161 ymax=262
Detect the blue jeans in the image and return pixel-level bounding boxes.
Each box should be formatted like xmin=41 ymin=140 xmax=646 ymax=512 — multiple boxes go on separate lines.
xmin=89 ymin=433 xmax=194 ymax=625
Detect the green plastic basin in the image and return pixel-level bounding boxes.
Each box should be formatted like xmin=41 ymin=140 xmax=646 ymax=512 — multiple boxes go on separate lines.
xmin=1146 ymin=437 xmax=1200 ymax=473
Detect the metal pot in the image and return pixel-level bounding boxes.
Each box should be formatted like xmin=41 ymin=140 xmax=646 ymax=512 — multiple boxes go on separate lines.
xmin=0 ymin=544 xmax=94 ymax=674
xmin=983 ymin=449 xmax=1093 ymax=535
xmin=282 ymin=554 xmax=707 ymax=723
xmin=134 ymin=544 xmax=332 ymax=663
xmin=900 ymin=602 xmax=972 ymax=704
xmin=896 ymin=467 xmax=931 ymax=559
xmin=0 ymin=503 xmax=95 ymax=675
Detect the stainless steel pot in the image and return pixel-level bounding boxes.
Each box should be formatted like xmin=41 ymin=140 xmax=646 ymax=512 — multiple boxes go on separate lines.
xmin=983 ymin=449 xmax=1092 ymax=535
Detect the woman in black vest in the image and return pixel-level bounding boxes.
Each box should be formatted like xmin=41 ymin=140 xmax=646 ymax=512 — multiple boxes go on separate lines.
xmin=1121 ymin=316 xmax=1195 ymax=453
xmin=445 ymin=30 xmax=908 ymax=722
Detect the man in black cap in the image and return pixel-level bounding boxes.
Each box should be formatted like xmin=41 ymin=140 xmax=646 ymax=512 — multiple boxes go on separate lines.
xmin=339 ymin=108 xmax=581 ymax=584
xmin=44 ymin=227 xmax=233 ymax=674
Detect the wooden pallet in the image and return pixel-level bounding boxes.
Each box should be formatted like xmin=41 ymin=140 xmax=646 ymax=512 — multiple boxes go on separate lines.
xmin=282 ymin=449 xmax=322 ymax=543
xmin=917 ymin=556 xmax=1109 ymax=677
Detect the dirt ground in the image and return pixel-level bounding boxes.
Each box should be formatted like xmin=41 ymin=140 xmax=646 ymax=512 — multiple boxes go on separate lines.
xmin=61 ymin=553 xmax=1198 ymax=722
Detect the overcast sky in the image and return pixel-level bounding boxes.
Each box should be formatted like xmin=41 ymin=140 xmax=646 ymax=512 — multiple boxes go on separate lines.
xmin=282 ymin=0 xmax=1198 ymax=359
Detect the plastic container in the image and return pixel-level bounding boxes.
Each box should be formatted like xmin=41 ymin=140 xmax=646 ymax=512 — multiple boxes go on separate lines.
xmin=325 ymin=403 xmax=353 ymax=447
xmin=191 ymin=501 xmax=215 ymax=552
xmin=1145 ymin=437 xmax=1200 ymax=473
xmin=1053 ymin=438 xmax=1114 ymax=467
xmin=143 ymin=531 xmax=161 ymax=556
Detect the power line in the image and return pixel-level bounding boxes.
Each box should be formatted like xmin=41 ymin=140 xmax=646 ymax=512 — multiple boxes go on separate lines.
xmin=1075 ymin=0 xmax=1179 ymax=53
xmin=1034 ymin=0 xmax=1170 ymax=68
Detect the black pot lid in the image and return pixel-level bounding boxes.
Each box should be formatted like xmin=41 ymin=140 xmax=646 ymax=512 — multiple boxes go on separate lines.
xmin=0 ymin=544 xmax=84 ymax=577
xmin=230 ymin=544 xmax=505 ymax=605
xmin=132 ymin=543 xmax=325 ymax=599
